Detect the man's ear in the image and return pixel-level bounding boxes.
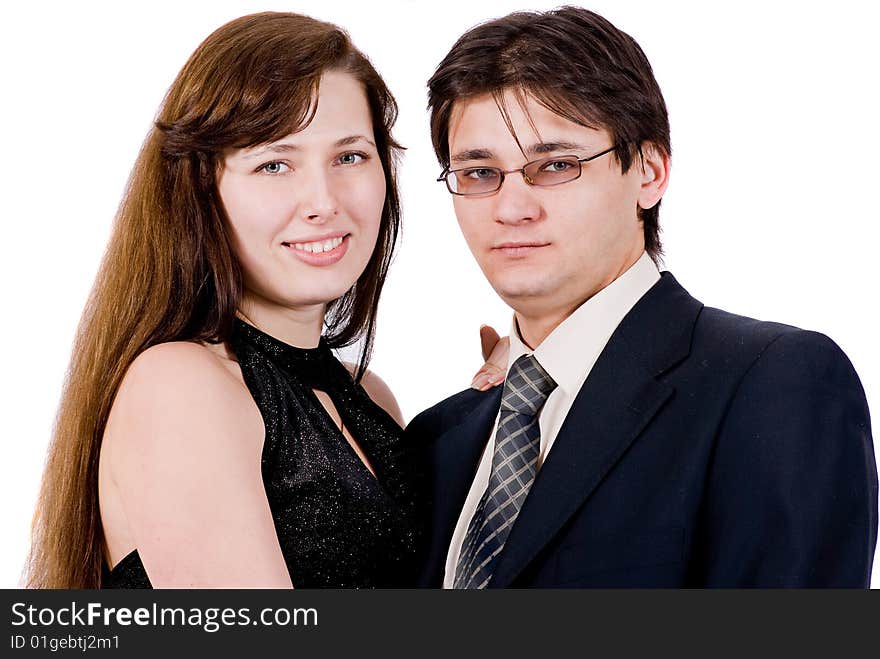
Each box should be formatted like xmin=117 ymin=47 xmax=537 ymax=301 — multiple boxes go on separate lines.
xmin=636 ymin=142 xmax=670 ymax=211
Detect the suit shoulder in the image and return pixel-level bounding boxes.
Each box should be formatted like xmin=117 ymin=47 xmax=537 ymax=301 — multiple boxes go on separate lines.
xmin=698 ymin=306 xmax=859 ymax=367
xmin=739 ymin=326 xmax=865 ymax=397
xmin=692 ymin=306 xmax=840 ymax=367
xmin=693 ymin=308 xmax=868 ymax=427
xmin=682 ymin=307 xmax=869 ymax=404
xmin=407 ymin=387 xmax=494 ymax=438
xmin=696 ymin=306 xmax=798 ymax=349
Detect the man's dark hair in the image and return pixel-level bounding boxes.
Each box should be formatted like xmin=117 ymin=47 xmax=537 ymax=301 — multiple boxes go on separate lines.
xmin=428 ymin=6 xmax=670 ymax=261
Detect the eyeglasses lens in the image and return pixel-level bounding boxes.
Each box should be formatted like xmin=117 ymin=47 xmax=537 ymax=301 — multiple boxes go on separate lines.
xmin=525 ymin=157 xmax=581 ymax=187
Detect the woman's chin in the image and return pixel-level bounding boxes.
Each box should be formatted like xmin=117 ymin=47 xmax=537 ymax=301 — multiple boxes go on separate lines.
xmin=283 ymin=283 xmax=357 ymax=308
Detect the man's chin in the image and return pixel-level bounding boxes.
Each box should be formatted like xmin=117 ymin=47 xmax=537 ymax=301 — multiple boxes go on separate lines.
xmin=491 ymin=281 xmax=556 ymax=306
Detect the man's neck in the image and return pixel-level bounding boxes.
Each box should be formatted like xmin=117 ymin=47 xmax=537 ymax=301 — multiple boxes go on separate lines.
xmin=512 ymin=251 xmax=652 ymax=350
xmin=513 ymin=310 xmax=571 ymax=350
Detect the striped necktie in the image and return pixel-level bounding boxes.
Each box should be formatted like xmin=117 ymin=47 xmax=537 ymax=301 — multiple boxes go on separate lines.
xmin=454 ymin=353 xmax=557 ymax=589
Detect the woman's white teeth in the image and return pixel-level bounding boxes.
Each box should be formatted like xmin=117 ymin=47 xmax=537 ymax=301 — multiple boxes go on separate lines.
xmin=291 ymin=236 xmax=344 ymax=253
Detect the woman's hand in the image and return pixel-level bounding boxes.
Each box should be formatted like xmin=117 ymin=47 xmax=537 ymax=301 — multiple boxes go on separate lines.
xmin=471 ymin=325 xmax=509 ymax=390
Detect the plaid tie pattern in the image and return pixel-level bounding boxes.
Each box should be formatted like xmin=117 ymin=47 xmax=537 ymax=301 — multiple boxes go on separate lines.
xmin=454 ymin=354 xmax=557 ymax=589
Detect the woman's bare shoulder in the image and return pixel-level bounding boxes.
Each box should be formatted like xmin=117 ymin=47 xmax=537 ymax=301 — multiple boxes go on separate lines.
xmin=121 ymin=340 xmax=245 ymax=397
xmin=126 ymin=340 xmax=237 ymax=380
xmin=105 ymin=341 xmax=261 ymax=458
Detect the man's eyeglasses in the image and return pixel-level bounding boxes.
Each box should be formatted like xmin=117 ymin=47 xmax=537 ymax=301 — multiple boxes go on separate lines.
xmin=437 ymin=145 xmax=618 ymax=196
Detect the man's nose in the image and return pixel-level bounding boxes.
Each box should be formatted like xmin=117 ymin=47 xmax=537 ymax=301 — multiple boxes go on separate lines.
xmin=491 ymin=173 xmax=542 ymax=225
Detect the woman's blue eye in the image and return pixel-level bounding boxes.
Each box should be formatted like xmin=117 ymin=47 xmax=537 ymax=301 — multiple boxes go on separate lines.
xmin=260 ymin=161 xmax=288 ymax=174
xmin=338 ymin=152 xmax=366 ymax=165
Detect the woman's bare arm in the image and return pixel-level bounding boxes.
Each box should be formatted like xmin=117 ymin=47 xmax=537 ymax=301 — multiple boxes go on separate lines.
xmin=100 ymin=342 xmax=292 ymax=588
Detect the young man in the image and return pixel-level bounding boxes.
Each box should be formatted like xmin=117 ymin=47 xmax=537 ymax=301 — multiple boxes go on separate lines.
xmin=407 ymin=6 xmax=877 ymax=587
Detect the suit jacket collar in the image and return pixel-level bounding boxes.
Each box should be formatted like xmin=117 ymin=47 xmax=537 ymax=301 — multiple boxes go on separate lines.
xmin=613 ymin=271 xmax=703 ymax=378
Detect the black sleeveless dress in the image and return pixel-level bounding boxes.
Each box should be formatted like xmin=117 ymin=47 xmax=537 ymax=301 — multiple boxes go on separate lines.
xmin=102 ymin=319 xmax=425 ymax=588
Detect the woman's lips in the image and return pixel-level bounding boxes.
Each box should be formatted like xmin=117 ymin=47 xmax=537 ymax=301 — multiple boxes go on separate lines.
xmin=282 ymin=234 xmax=350 ymax=266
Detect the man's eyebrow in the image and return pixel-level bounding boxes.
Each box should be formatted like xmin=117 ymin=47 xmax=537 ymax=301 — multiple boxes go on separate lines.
xmin=244 ymin=135 xmax=375 ymax=159
xmin=450 ymin=141 xmax=593 ymax=164
xmin=450 ymin=148 xmax=495 ymax=163
xmin=528 ymin=141 xmax=588 ymax=155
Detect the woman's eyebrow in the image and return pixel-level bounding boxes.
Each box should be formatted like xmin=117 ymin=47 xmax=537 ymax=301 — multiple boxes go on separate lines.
xmin=242 ymin=142 xmax=299 ymax=159
xmin=335 ymin=134 xmax=376 ymax=147
xmin=243 ymin=134 xmax=376 ymax=159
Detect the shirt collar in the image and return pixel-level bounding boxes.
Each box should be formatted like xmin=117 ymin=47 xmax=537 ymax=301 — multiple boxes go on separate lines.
xmin=506 ymin=251 xmax=661 ymax=395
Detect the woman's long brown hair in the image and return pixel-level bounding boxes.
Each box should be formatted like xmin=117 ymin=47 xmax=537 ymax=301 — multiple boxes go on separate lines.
xmin=26 ymin=12 xmax=402 ymax=588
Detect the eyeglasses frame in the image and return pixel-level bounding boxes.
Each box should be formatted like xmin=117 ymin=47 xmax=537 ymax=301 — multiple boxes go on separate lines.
xmin=437 ymin=145 xmax=619 ymax=196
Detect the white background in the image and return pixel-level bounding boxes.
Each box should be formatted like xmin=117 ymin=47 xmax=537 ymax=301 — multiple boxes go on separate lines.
xmin=1 ymin=0 xmax=877 ymax=587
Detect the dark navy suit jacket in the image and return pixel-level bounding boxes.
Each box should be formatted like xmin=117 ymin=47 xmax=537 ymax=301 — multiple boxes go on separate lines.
xmin=407 ymin=273 xmax=878 ymax=587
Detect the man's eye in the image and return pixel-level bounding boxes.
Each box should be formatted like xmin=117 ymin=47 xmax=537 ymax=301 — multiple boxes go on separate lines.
xmin=464 ymin=168 xmax=499 ymax=180
xmin=259 ymin=161 xmax=289 ymax=174
xmin=541 ymin=160 xmax=574 ymax=172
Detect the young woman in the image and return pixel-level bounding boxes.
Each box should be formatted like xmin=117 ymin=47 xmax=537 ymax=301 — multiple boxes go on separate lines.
xmin=26 ymin=12 xmax=503 ymax=589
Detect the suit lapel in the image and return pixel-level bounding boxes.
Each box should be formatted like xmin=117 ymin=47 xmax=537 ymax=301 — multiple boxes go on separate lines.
xmin=488 ymin=334 xmax=672 ymax=587
xmin=422 ymin=387 xmax=502 ymax=585
xmin=489 ymin=272 xmax=702 ymax=587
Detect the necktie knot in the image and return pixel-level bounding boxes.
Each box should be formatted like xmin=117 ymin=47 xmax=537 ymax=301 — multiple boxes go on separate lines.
xmin=500 ymin=354 xmax=557 ymax=417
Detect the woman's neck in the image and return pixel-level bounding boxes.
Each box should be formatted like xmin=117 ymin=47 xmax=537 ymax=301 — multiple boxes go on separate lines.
xmin=238 ymin=293 xmax=326 ymax=348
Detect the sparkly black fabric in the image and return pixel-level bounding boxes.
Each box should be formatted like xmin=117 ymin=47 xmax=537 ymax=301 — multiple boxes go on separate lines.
xmin=103 ymin=319 xmax=425 ymax=588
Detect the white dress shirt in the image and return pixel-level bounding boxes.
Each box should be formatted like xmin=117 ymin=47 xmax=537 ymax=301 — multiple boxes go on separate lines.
xmin=443 ymin=251 xmax=661 ymax=587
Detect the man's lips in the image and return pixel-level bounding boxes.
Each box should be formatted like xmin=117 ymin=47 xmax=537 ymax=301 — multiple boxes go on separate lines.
xmin=492 ymin=241 xmax=551 ymax=257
